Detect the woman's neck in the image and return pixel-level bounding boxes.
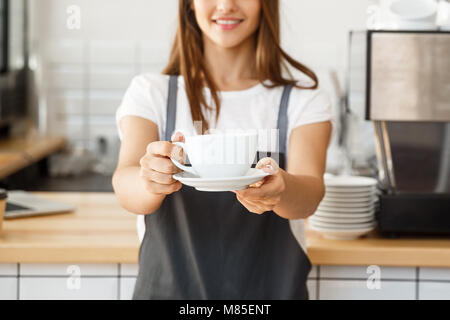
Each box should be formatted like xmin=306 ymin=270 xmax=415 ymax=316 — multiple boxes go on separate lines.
xmin=203 ymin=35 xmax=259 ymax=91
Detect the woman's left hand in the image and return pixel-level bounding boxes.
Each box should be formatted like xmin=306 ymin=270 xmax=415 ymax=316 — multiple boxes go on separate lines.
xmin=233 ymin=157 xmax=286 ymax=215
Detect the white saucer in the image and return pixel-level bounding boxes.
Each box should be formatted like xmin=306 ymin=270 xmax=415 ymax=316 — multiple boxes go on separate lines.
xmin=320 ymin=200 xmax=375 ymax=208
xmin=173 ymin=168 xmax=269 ymax=192
xmin=326 ymin=185 xmax=375 ymax=192
xmin=324 ymin=175 xmax=378 ymax=188
xmin=323 ymin=195 xmax=377 ymax=203
xmin=317 ymin=205 xmax=375 ymax=213
xmin=324 ymin=191 xmax=374 ymax=198
xmin=310 ymin=215 xmax=375 ymax=224
xmin=314 ymin=211 xmax=375 ymax=219
xmin=309 ymin=219 xmax=376 ymax=230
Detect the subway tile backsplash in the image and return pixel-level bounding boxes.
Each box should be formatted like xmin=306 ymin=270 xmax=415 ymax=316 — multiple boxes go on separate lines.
xmin=320 ymin=265 xmax=416 ymax=280
xmin=88 ymin=42 xmax=136 ymax=65
xmin=19 ymin=263 xmax=118 ymax=276
xmin=0 ymin=278 xmax=17 ymax=300
xmin=36 ymin=40 xmax=164 ymax=162
xmin=319 ymin=280 xmax=416 ymax=300
xmin=19 ymin=277 xmax=118 ymax=300
xmin=2 ymin=263 xmax=450 ymax=300
xmin=0 ymin=264 xmax=18 ymax=276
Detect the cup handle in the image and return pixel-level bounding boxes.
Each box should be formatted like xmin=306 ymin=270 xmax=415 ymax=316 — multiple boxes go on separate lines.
xmin=171 ymin=142 xmax=197 ymax=176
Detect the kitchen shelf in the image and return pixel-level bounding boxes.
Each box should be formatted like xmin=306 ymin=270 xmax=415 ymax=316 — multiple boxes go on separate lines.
xmin=0 ymin=135 xmax=66 ymax=180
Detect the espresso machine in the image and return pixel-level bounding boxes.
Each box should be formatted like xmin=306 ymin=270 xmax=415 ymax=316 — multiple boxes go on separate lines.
xmin=347 ymin=30 xmax=450 ymax=236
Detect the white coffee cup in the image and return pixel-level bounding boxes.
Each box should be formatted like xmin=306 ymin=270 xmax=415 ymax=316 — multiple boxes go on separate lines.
xmin=171 ymin=132 xmax=258 ymax=178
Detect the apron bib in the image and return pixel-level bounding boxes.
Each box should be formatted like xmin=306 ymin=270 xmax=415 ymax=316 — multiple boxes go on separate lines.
xmin=133 ymin=75 xmax=312 ymax=299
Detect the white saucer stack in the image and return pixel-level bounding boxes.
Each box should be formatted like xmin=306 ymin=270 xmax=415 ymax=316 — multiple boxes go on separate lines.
xmin=309 ymin=175 xmax=379 ymax=240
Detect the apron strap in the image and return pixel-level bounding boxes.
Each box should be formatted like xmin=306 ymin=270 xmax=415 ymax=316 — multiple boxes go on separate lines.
xmin=165 ymin=75 xmax=179 ymax=141
xmin=277 ymin=84 xmax=294 ymax=156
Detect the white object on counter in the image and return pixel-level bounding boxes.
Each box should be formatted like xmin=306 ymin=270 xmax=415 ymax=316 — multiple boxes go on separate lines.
xmin=389 ymin=0 xmax=438 ymax=30
xmin=310 ymin=175 xmax=378 ymax=240
xmin=309 ymin=224 xmax=376 ymax=241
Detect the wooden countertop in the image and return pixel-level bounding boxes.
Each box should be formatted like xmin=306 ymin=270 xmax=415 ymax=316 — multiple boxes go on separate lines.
xmin=0 ymin=192 xmax=139 ymax=263
xmin=1 ymin=192 xmax=450 ymax=267
xmin=0 ymin=135 xmax=66 ymax=179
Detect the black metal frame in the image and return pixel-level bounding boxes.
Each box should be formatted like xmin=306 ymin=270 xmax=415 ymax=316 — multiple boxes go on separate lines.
xmin=0 ymin=0 xmax=8 ymax=74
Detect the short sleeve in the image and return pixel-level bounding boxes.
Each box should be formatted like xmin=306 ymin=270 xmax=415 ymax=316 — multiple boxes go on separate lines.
xmin=115 ymin=74 xmax=167 ymax=141
xmin=288 ymin=88 xmax=334 ymax=133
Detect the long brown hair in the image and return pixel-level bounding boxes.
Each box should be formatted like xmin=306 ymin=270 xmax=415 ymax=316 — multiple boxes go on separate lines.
xmin=163 ymin=0 xmax=318 ymax=133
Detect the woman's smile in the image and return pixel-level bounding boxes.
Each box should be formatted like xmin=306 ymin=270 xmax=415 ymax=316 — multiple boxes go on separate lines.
xmin=212 ymin=17 xmax=244 ymax=30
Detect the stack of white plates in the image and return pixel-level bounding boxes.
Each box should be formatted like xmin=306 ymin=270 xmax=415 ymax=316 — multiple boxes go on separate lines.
xmin=309 ymin=175 xmax=379 ymax=240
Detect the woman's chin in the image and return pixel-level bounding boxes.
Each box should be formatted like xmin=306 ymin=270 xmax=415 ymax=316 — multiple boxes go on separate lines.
xmin=208 ymin=36 xmax=251 ymax=50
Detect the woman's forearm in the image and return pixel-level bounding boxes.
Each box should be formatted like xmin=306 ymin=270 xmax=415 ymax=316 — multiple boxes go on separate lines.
xmin=112 ymin=166 xmax=166 ymax=215
xmin=274 ymin=171 xmax=325 ymax=220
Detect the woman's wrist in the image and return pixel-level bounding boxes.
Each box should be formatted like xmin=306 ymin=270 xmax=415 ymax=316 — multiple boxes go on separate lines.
xmin=274 ymin=171 xmax=324 ymax=220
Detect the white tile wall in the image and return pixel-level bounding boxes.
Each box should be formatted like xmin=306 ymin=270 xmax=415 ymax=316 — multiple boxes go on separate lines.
xmin=88 ymin=42 xmax=136 ymax=65
xmin=419 ymin=282 xmax=450 ymax=300
xmin=0 ymin=264 xmax=18 ymax=276
xmin=88 ymin=91 xmax=123 ymax=116
xmin=319 ymin=280 xmax=416 ymax=300
xmin=2 ymin=263 xmax=450 ymax=300
xmin=139 ymin=45 xmax=170 ymax=66
xmin=0 ymin=278 xmax=18 ymax=300
xmin=49 ymin=92 xmax=85 ymax=115
xmin=20 ymin=263 xmax=118 ymax=276
xmin=419 ymin=268 xmax=450 ymax=281
xmin=46 ymin=66 xmax=86 ymax=90
xmin=307 ymin=280 xmax=317 ymax=300
xmin=120 ymin=277 xmax=137 ymax=300
xmin=88 ymin=66 xmax=135 ymax=90
xmin=50 ymin=115 xmax=86 ymax=141
xmin=120 ymin=263 xmax=139 ymax=277
xmin=20 ymin=277 xmax=118 ymax=300
xmin=44 ymin=40 xmax=85 ymax=65
xmin=320 ymin=265 xmax=416 ymax=280
xmin=308 ymin=265 xmax=318 ymax=279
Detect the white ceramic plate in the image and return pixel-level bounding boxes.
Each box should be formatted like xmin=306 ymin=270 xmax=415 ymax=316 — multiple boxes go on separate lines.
xmin=316 ymin=210 xmax=375 ymax=218
xmin=309 ymin=223 xmax=375 ymax=240
xmin=317 ymin=205 xmax=375 ymax=213
xmin=320 ymin=199 xmax=375 ymax=208
xmin=324 ymin=175 xmax=378 ymax=188
xmin=309 ymin=219 xmax=377 ymax=230
xmin=314 ymin=211 xmax=375 ymax=219
xmin=325 ymin=187 xmax=375 ymax=194
xmin=310 ymin=215 xmax=375 ymax=224
xmin=322 ymin=195 xmax=377 ymax=203
xmin=325 ymin=186 xmax=375 ymax=193
xmin=324 ymin=191 xmax=374 ymax=199
xmin=173 ymin=168 xmax=269 ymax=192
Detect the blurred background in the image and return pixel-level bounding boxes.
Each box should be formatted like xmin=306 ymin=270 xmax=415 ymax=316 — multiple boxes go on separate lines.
xmin=0 ymin=0 xmax=378 ymax=193
xmin=1 ymin=0 xmax=450 ymax=300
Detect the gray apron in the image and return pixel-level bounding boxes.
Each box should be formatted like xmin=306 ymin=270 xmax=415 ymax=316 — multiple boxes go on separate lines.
xmin=133 ymin=75 xmax=312 ymax=300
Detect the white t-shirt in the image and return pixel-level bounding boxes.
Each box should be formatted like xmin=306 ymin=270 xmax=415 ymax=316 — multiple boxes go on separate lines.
xmin=116 ymin=73 xmax=333 ymax=252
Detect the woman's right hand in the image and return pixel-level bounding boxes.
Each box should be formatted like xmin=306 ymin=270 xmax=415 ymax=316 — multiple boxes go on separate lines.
xmin=139 ymin=132 xmax=185 ymax=195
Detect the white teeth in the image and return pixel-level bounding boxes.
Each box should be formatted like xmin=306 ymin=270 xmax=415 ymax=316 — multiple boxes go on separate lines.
xmin=216 ymin=20 xmax=241 ymax=25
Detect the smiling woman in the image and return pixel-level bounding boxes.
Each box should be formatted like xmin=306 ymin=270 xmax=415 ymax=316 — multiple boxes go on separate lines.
xmin=163 ymin=0 xmax=319 ymax=133
xmin=113 ymin=0 xmax=332 ymax=300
